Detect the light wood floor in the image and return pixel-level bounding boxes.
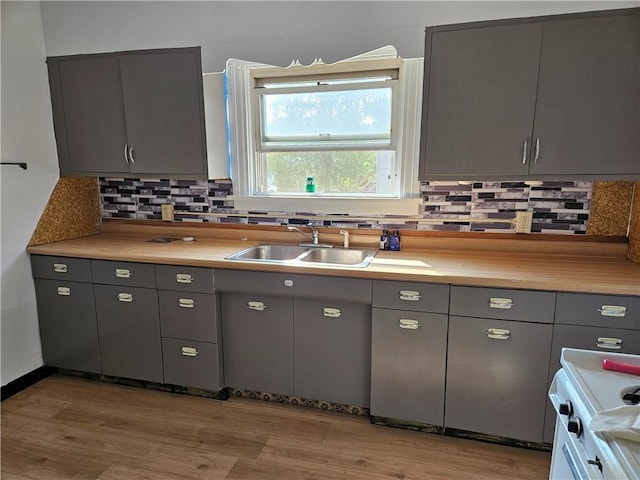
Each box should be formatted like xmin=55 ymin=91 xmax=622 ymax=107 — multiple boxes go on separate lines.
xmin=1 ymin=374 xmax=551 ymax=479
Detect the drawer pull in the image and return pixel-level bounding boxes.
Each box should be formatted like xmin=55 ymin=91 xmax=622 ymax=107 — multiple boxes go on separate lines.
xmin=596 ymin=337 xmax=623 ymax=350
xmin=57 ymin=286 xmax=71 ymax=296
xmin=178 ymin=298 xmax=194 ymax=308
xmin=118 ymin=293 xmax=133 ymax=303
xmin=598 ymin=305 xmax=626 ymax=317
xmin=399 ymin=290 xmax=421 ymax=301
xmin=399 ymin=319 xmax=421 ymax=330
xmin=181 ymin=346 xmax=198 ymax=357
xmin=323 ymin=308 xmax=342 ymax=318
xmin=176 ymin=273 xmax=193 ymax=284
xmin=248 ymin=301 xmax=266 ymax=311
xmin=115 ymin=268 xmax=131 ymax=279
xmin=486 ymin=328 xmax=510 ymax=340
xmin=489 ymin=297 xmax=514 ymax=309
xmin=53 ymin=263 xmax=68 ymax=273
xmin=284 ymin=279 xmax=294 ymax=287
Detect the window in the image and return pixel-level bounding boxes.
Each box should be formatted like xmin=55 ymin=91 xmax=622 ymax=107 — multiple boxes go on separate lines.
xmin=226 ymin=48 xmax=423 ymax=215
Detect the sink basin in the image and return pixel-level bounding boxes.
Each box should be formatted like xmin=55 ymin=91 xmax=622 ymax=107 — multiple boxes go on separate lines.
xmin=226 ymin=244 xmax=310 ymax=262
xmin=298 ymin=247 xmax=377 ymax=267
xmin=225 ymin=244 xmax=377 ymax=268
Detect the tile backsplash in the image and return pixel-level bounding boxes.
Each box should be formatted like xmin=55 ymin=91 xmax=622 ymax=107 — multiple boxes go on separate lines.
xmin=100 ymin=178 xmax=592 ymax=234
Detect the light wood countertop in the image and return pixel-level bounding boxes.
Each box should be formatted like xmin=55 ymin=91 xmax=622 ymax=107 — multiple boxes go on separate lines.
xmin=26 ymin=222 xmax=640 ymax=296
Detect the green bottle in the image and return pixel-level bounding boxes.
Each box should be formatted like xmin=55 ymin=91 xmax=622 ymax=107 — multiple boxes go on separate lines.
xmin=305 ymin=177 xmax=316 ymax=193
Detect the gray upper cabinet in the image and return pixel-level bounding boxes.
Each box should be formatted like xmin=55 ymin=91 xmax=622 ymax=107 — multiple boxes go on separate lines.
xmin=420 ymin=9 xmax=640 ymax=181
xmin=47 ymin=47 xmax=207 ymax=178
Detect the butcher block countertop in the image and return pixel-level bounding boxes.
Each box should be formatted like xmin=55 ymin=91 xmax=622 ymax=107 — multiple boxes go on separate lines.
xmin=27 ymin=221 xmax=640 ymax=296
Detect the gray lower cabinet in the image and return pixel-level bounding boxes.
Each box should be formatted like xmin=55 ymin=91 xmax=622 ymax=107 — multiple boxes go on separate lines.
xmin=294 ymin=299 xmax=371 ymax=406
xmin=221 ymin=292 xmax=294 ymax=395
xmin=30 ymin=256 xmax=100 ymax=373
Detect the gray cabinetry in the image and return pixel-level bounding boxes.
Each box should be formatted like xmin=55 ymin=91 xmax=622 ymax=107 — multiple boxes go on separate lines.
xmin=157 ymin=265 xmax=222 ymax=391
xmin=446 ymin=286 xmax=554 ymax=442
xmin=420 ymin=9 xmax=640 ymax=180
xmin=47 ymin=47 xmax=207 ymax=178
xmin=92 ymin=260 xmax=162 ymax=383
xmin=371 ymin=281 xmax=449 ymax=425
xmin=31 ymin=256 xmax=100 ymax=373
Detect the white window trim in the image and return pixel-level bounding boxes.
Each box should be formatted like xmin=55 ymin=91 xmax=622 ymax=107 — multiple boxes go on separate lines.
xmin=225 ymin=49 xmax=423 ymax=216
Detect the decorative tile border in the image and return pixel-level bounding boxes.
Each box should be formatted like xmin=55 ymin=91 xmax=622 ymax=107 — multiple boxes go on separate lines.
xmin=100 ymin=178 xmax=592 ymax=234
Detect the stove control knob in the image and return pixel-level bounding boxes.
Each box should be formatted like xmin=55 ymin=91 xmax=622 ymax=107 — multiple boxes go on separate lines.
xmin=567 ymin=418 xmax=583 ymax=438
xmin=559 ymin=401 xmax=573 ymax=418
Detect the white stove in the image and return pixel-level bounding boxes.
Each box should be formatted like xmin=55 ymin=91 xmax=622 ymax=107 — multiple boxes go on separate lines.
xmin=549 ymin=348 xmax=640 ymax=480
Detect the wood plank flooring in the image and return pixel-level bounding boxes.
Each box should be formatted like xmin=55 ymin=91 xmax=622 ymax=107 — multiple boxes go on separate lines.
xmin=1 ymin=374 xmax=551 ymax=479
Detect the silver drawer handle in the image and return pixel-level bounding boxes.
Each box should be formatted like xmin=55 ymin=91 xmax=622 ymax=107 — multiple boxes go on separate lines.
xmin=399 ymin=290 xmax=421 ymax=301
xmin=596 ymin=337 xmax=623 ymax=350
xmin=124 ymin=144 xmax=129 ymax=164
xmin=522 ymin=139 xmax=528 ymax=165
xmin=486 ymin=328 xmax=510 ymax=340
xmin=176 ymin=273 xmax=193 ymax=284
xmin=399 ymin=319 xmax=421 ymax=330
xmin=118 ymin=292 xmax=133 ymax=303
xmin=248 ymin=301 xmax=266 ymax=311
xmin=57 ymin=286 xmax=71 ymax=296
xmin=53 ymin=263 xmax=68 ymax=273
xmin=323 ymin=308 xmax=342 ymax=318
xmin=115 ymin=268 xmax=131 ymax=279
xmin=598 ymin=305 xmax=626 ymax=317
xmin=178 ymin=298 xmax=194 ymax=308
xmin=489 ymin=297 xmax=513 ymax=309
xmin=181 ymin=346 xmax=198 ymax=357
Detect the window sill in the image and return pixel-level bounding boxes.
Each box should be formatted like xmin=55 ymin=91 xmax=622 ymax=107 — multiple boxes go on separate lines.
xmin=228 ymin=195 xmax=421 ymax=216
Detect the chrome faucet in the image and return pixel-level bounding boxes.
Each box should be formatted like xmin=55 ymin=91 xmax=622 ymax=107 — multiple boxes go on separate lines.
xmin=288 ymin=225 xmax=319 ymax=245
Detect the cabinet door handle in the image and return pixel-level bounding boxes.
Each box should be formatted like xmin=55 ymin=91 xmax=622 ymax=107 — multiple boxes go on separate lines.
xmin=118 ymin=292 xmax=133 ymax=303
xmin=534 ymin=137 xmax=540 ymax=164
xmin=53 ymin=263 xmax=68 ymax=273
xmin=596 ymin=337 xmax=623 ymax=350
xmin=399 ymin=290 xmax=421 ymax=301
xmin=486 ymin=328 xmax=510 ymax=340
xmin=598 ymin=305 xmax=626 ymax=317
xmin=176 ymin=273 xmax=193 ymax=284
xmin=399 ymin=319 xmax=421 ymax=330
xmin=247 ymin=301 xmax=266 ymax=311
xmin=323 ymin=308 xmax=342 ymax=318
xmin=128 ymin=145 xmax=135 ymax=164
xmin=178 ymin=298 xmax=194 ymax=308
xmin=57 ymin=286 xmax=71 ymax=296
xmin=115 ymin=268 xmax=131 ymax=279
xmin=124 ymin=144 xmax=129 ymax=164
xmin=522 ymin=140 xmax=528 ymax=165
xmin=489 ymin=297 xmax=513 ymax=309
xmin=181 ymin=346 xmax=198 ymax=357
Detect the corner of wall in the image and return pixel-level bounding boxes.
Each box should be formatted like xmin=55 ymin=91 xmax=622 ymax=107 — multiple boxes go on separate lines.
xmin=627 ymin=181 xmax=640 ymax=263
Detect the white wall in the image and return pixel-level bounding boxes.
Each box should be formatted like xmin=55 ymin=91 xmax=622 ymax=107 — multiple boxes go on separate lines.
xmin=40 ymin=1 xmax=637 ymax=72
xmin=1 ymin=1 xmax=59 ymax=385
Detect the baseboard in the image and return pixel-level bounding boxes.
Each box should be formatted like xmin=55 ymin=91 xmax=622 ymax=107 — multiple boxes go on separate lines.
xmin=1 ymin=366 xmax=54 ymax=401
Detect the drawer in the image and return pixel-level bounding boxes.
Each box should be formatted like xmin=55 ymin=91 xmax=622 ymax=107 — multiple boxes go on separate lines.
xmin=155 ymin=265 xmax=214 ymax=293
xmin=162 ymin=338 xmax=221 ymax=391
xmin=158 ymin=291 xmax=218 ymax=343
xmin=450 ymin=286 xmax=555 ymax=323
xmin=31 ymin=255 xmax=92 ymax=282
xmin=92 ymin=260 xmax=156 ymax=287
xmin=372 ymin=280 xmax=449 ymax=313
xmin=555 ymin=293 xmax=639 ymax=330
xmin=215 ymin=269 xmax=371 ymax=304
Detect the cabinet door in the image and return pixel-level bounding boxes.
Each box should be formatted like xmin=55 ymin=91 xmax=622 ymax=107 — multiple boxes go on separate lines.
xmin=94 ymin=284 xmax=163 ymax=383
xmin=371 ymin=309 xmax=447 ymax=425
xmin=158 ymin=290 xmax=218 ymax=343
xmin=531 ymin=13 xmax=639 ymax=176
xmin=162 ymin=338 xmax=221 ymax=391
xmin=221 ymin=293 xmax=294 ymax=395
xmin=50 ymin=56 xmax=129 ymax=175
xmin=34 ymin=279 xmax=101 ymax=373
xmin=120 ymin=49 xmax=206 ymax=176
xmin=420 ymin=22 xmax=541 ymax=179
xmin=294 ymin=299 xmax=371 ymax=407
xmin=446 ymin=316 xmax=552 ymax=443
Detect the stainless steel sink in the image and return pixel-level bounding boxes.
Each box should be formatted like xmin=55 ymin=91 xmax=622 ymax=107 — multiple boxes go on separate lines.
xmin=225 ymin=244 xmax=377 ymax=268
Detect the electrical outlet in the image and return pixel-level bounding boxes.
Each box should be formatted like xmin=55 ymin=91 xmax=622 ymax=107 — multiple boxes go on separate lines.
xmin=161 ymin=204 xmax=174 ymax=222
xmin=514 ymin=211 xmax=533 ymax=233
